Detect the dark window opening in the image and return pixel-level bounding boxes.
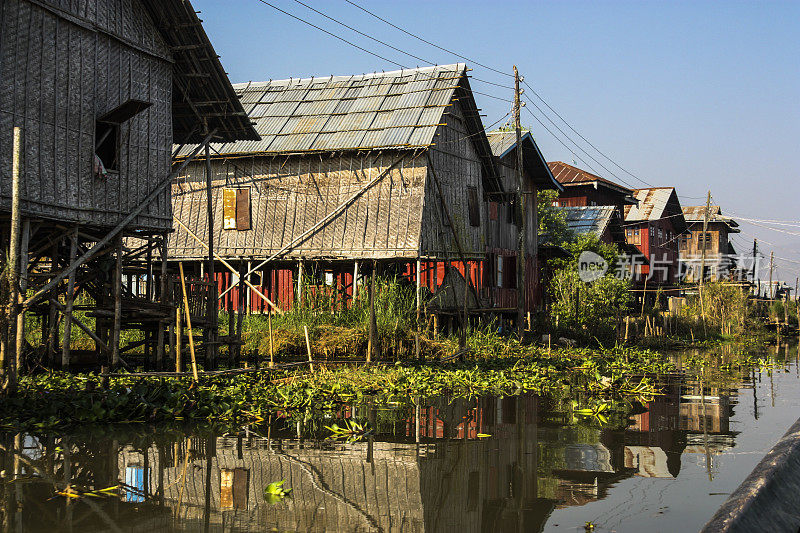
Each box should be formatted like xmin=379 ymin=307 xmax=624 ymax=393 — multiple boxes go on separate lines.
xmin=467 ymin=187 xmax=480 ymax=227
xmin=95 ymin=121 xmax=119 ymax=171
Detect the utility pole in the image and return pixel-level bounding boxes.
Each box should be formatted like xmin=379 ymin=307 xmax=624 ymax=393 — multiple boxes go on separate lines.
xmin=699 ymin=191 xmax=711 ymax=286
xmin=514 ymin=65 xmax=526 ymax=339
xmin=751 ymin=239 xmax=757 ymax=283
xmin=698 ymin=191 xmax=711 ymax=331
xmin=769 ymin=251 xmax=774 ymax=300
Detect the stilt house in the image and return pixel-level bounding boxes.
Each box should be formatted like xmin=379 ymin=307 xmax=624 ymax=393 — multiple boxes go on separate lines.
xmin=0 ymin=0 xmax=258 ymax=370
xmin=623 ymin=188 xmax=686 ymax=286
xmin=170 ymin=64 xmax=544 ymax=323
xmin=485 ymin=130 xmax=563 ymax=309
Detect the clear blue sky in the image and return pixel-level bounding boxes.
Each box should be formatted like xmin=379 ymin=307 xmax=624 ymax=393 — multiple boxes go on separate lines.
xmin=194 ymin=0 xmax=799 ymax=283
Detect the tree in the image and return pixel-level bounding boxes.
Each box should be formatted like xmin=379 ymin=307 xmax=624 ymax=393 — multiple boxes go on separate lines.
xmin=538 ymin=190 xmax=571 ymax=246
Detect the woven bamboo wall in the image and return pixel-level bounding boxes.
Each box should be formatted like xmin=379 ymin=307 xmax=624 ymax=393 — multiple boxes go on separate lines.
xmin=169 ymin=150 xmax=428 ymax=261
xmin=0 ymin=0 xmax=173 ymax=230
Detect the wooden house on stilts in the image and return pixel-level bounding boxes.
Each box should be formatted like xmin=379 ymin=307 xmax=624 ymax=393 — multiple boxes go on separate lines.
xmin=170 ymin=64 xmax=552 ymax=330
xmin=0 ymin=0 xmax=258 ymax=375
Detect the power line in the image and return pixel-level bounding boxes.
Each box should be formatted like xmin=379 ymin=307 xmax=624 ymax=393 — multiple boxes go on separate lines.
xmin=521 ymin=94 xmax=641 ymax=191
xmin=342 ymin=0 xmax=514 ymax=79
xmin=291 ymin=0 xmax=514 ymax=91
xmin=253 ymin=0 xmax=513 ymax=103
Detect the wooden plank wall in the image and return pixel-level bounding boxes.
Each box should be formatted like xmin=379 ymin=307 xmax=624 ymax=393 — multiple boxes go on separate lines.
xmin=422 ymin=98 xmax=485 ymax=260
xmin=0 ymin=0 xmax=173 ymax=230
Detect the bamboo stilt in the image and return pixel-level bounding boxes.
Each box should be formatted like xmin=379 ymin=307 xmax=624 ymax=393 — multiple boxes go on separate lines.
xmin=303 ymin=325 xmax=314 ymax=372
xmin=178 ymin=262 xmax=199 ymax=381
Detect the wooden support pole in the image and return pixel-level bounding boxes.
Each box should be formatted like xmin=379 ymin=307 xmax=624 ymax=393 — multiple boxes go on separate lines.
xmin=268 ymin=311 xmax=274 ymax=368
xmin=769 ymin=251 xmax=775 ymax=300
xmin=303 ymin=325 xmax=314 ymax=372
xmin=175 ymin=303 xmax=183 ymax=373
xmin=415 ymin=258 xmax=421 ymax=321
xmin=47 ymin=241 xmax=60 ymax=366
xmin=236 ymin=260 xmax=245 ymax=367
xmin=204 ymin=138 xmax=218 ymax=371
xmin=156 ymin=234 xmax=168 ymax=371
xmin=367 ymin=260 xmax=377 ymax=362
xmin=297 ymin=259 xmax=304 ymax=307
xmin=61 ymin=229 xmax=78 ymax=370
xmin=178 ymin=262 xmax=199 ymax=381
xmin=111 ymin=234 xmax=123 ymax=370
xmin=14 ymin=220 xmax=29 ymax=383
xmin=353 ymin=260 xmax=359 ymax=302
xmin=172 ymin=217 xmax=282 ymax=313
xmin=4 ymin=127 xmax=22 ymax=392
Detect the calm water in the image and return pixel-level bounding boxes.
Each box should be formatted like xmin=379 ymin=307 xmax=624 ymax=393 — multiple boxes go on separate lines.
xmin=2 ymin=343 xmax=799 ymax=532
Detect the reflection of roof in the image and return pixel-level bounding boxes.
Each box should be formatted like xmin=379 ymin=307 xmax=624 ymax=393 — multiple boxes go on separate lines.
xmin=562 ymin=206 xmax=616 ymax=237
xmin=548 ymin=161 xmax=633 ymax=196
xmin=563 ymin=443 xmax=614 ymax=473
xmin=682 ymin=205 xmax=740 ymax=232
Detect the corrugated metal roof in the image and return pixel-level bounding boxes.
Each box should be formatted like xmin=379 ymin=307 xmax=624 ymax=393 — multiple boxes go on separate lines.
xmin=562 ymin=206 xmax=616 ymax=237
xmin=176 ymin=64 xmax=466 ymax=157
xmin=623 ymin=188 xmax=687 ymax=234
xmin=547 ymin=161 xmax=632 ymax=194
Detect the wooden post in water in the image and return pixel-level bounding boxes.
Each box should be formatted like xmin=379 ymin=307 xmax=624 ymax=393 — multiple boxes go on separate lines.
xmin=111 ymin=234 xmax=123 ymax=370
xmin=3 ymin=127 xmax=22 ymax=392
xmin=156 ymin=234 xmax=168 ymax=371
xmin=14 ymin=220 xmax=29 ymax=383
xmin=236 ymin=261 xmax=245 ymax=367
xmin=61 ymin=229 xmax=78 ymax=370
xmin=178 ymin=262 xmax=199 ymax=381
xmin=303 ymin=325 xmax=314 ymax=372
xmin=268 ymin=310 xmax=274 ymax=368
xmin=175 ymin=303 xmax=182 ymax=373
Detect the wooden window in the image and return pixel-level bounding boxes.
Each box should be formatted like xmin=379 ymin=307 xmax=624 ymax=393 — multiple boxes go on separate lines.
xmin=496 ymin=255 xmax=503 ymax=288
xmin=506 ymin=200 xmax=517 ymax=225
xmin=236 ymin=188 xmax=251 ymax=230
xmin=502 ymin=256 xmax=517 ymax=289
xmin=489 ymin=201 xmax=499 ymax=221
xmin=223 ymin=189 xmax=237 ymax=229
xmin=467 ymin=187 xmax=480 ymax=227
xmin=223 ymin=188 xmax=251 ymax=231
xmin=95 ymin=122 xmax=119 ymax=171
xmin=220 ymin=468 xmax=250 ymax=510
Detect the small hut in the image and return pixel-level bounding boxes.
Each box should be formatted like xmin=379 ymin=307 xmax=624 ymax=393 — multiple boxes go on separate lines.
xmin=170 ymin=64 xmax=524 ymax=329
xmin=0 ymin=0 xmax=258 ymax=373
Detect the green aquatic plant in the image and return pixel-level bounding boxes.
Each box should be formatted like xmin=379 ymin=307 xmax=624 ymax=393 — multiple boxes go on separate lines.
xmin=264 ymin=480 xmax=292 ymax=504
xmin=325 ymin=419 xmax=372 ymax=443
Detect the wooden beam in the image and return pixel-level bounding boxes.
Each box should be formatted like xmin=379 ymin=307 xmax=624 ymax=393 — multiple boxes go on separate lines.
xmin=24 ymin=131 xmax=217 ymax=308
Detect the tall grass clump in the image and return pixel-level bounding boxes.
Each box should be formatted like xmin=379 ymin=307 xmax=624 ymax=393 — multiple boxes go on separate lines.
xmin=240 ymin=274 xmax=417 ymax=358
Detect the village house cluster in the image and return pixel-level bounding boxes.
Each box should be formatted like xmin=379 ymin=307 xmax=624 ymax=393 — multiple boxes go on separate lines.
xmin=0 ymin=0 xmax=743 ymax=373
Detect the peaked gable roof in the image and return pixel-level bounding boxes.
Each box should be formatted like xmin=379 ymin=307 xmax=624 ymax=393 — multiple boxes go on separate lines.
xmin=174 ymin=63 xmax=500 ymax=191
xmin=182 ymin=64 xmax=469 ymax=153
xmin=682 ymin=205 xmax=740 ymax=232
xmin=548 ymin=161 xmax=634 ymax=198
xmin=486 ymin=131 xmax=563 ymax=191
xmin=624 ymin=187 xmax=687 ymax=233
